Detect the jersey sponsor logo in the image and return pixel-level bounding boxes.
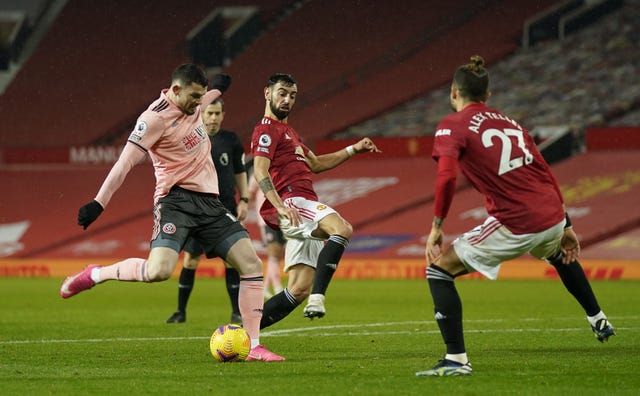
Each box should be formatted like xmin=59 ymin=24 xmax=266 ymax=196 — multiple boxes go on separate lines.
xmin=435 ymin=128 xmax=451 ymax=137
xmin=129 ymin=120 xmax=148 ymax=142
xmin=259 ymin=134 xmax=272 ymax=147
xmin=162 ymin=223 xmax=176 ymax=234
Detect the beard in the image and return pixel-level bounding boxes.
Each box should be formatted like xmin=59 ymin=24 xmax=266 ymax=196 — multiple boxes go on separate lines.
xmin=270 ymin=101 xmax=291 ymax=120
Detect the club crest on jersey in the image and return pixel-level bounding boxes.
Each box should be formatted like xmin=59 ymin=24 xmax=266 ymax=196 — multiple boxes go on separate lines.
xmin=162 ymin=223 xmax=176 ymax=234
xmin=259 ymin=134 xmax=272 ymax=147
xmin=182 ymin=125 xmax=207 ymax=152
xmin=129 ymin=120 xmax=148 ymax=142
xmin=316 ymin=204 xmax=327 ymax=210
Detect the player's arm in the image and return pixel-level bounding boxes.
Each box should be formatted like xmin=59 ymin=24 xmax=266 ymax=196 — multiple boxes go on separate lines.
xmin=539 ymin=150 xmax=579 ymax=263
xmin=253 ymin=156 xmax=301 ymax=227
xmin=231 ymin=135 xmax=249 ymax=221
xmin=306 ymin=137 xmax=381 ymax=173
xmin=202 ymin=74 xmax=231 ymax=105
xmin=234 ymin=171 xmax=249 ymax=222
xmin=426 ymin=155 xmax=458 ymax=263
xmin=78 ymin=142 xmax=147 ymax=229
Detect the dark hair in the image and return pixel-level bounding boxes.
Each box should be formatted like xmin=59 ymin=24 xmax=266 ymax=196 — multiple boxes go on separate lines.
xmin=265 ymin=73 xmax=297 ymax=88
xmin=171 ymin=63 xmax=209 ymax=88
xmin=453 ymin=55 xmax=489 ymax=102
xmin=208 ymin=98 xmax=225 ymax=111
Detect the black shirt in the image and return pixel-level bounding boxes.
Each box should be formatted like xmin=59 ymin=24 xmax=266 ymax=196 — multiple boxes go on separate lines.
xmin=209 ymin=129 xmax=246 ymax=214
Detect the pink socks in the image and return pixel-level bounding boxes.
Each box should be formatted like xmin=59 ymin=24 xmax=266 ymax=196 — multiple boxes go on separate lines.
xmin=95 ymin=258 xmax=149 ymax=282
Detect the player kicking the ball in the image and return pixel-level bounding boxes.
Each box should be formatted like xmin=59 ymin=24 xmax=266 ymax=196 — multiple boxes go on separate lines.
xmin=60 ymin=64 xmax=283 ymax=362
xmin=416 ymin=56 xmax=615 ymax=377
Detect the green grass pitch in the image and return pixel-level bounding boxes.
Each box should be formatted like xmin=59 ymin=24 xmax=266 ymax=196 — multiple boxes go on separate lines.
xmin=1 ymin=277 xmax=638 ymax=395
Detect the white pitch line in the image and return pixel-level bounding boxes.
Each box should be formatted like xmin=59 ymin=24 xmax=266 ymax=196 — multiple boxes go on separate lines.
xmin=0 ymin=317 xmax=635 ymax=345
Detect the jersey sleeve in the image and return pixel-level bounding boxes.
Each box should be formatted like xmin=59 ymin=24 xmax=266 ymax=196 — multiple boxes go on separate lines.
xmin=94 ymin=142 xmax=147 ymax=208
xmin=432 ymin=119 xmax=464 ymax=160
xmin=128 ymin=111 xmax=165 ymax=152
xmin=251 ymin=123 xmax=279 ymax=160
xmin=433 ymin=155 xmax=458 ymax=220
xmin=202 ymin=89 xmax=222 ymax=109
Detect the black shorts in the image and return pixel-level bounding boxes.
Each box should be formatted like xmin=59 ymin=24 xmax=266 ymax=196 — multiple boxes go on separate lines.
xmin=151 ymin=187 xmax=247 ymax=259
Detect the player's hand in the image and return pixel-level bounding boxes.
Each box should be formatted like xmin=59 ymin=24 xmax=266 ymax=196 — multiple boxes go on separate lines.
xmin=354 ymin=137 xmax=382 ymax=154
xmin=236 ymin=200 xmax=248 ymax=223
xmin=425 ymin=226 xmax=444 ymax=265
xmin=560 ymin=227 xmax=580 ymax=264
xmin=210 ymin=73 xmax=232 ymax=93
xmin=276 ymin=205 xmax=302 ymax=228
xmin=78 ymin=200 xmax=104 ymax=230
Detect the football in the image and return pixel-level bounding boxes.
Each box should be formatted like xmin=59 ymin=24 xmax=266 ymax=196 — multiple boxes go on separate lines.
xmin=209 ymin=324 xmax=250 ymax=362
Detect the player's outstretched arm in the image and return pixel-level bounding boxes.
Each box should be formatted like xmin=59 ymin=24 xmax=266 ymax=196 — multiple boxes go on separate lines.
xmin=308 ymin=137 xmax=381 ymax=173
xmin=78 ymin=142 xmax=146 ymax=229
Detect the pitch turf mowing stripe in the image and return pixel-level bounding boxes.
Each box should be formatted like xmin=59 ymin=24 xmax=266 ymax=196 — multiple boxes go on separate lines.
xmin=1 ymin=316 xmax=635 ymax=345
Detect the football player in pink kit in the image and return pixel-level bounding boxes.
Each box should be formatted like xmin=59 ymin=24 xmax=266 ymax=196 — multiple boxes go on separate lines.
xmin=416 ymin=56 xmax=615 ymax=377
xmin=60 ymin=64 xmax=283 ymax=361
xmin=251 ymin=73 xmax=381 ymax=328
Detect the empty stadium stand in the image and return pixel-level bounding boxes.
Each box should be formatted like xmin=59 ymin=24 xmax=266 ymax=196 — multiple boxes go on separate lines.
xmin=0 ymin=0 xmax=293 ymax=149
xmin=1 ymin=1 xmax=638 ymax=279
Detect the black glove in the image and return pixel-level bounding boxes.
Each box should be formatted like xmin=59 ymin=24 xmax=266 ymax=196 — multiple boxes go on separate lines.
xmin=78 ymin=200 xmax=104 ymax=230
xmin=210 ymin=73 xmax=232 ymax=93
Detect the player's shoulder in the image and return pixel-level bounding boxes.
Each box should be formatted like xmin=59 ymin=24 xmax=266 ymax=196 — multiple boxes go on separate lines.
xmin=253 ymin=117 xmax=283 ymax=135
xmin=139 ymin=95 xmax=175 ymax=124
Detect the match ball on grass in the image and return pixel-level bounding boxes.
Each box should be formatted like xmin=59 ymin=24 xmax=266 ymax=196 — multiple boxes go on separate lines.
xmin=209 ymin=324 xmax=250 ymax=362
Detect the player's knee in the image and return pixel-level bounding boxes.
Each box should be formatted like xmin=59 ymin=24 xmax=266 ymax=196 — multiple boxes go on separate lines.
xmin=146 ymin=261 xmax=174 ymax=281
xmin=289 ymin=288 xmax=310 ymax=303
xmin=235 ymin=256 xmax=262 ymax=276
xmin=334 ymin=221 xmax=353 ymax=240
xmin=287 ymin=281 xmax=311 ymax=303
xmin=183 ymin=257 xmax=200 ymax=270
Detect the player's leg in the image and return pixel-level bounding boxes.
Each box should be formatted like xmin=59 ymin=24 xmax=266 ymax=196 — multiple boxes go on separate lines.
xmin=223 ymin=235 xmax=284 ymax=361
xmin=223 ymin=260 xmax=242 ymax=324
xmin=545 ymin=253 xmax=615 ymax=341
xmin=263 ymin=228 xmax=285 ymax=298
xmin=166 ymin=246 xmax=201 ymax=324
xmin=418 ymin=217 xmax=513 ymax=376
xmin=304 ymin=212 xmax=352 ymax=319
xmin=260 ymin=263 xmax=314 ymax=329
xmin=531 ymin=223 xmax=615 ymax=342
xmin=416 ymin=246 xmax=472 ymax=377
xmin=60 ymin=247 xmax=180 ymax=298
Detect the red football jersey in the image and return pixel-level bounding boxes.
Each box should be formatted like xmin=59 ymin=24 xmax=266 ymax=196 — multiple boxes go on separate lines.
xmin=251 ymin=116 xmax=318 ymax=227
xmin=432 ymin=103 xmax=564 ymax=234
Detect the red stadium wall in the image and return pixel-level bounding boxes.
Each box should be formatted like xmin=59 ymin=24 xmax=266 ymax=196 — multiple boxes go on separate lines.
xmin=586 ymin=127 xmax=640 ymax=151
